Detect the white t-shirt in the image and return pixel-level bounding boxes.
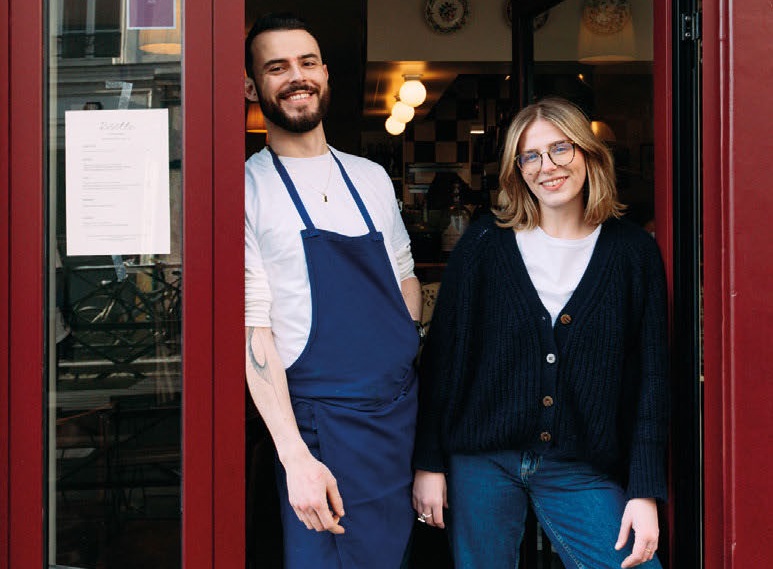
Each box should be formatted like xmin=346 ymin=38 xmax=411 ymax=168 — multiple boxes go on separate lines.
xmin=516 ymin=225 xmax=601 ymax=325
xmin=245 ymin=146 xmax=414 ymax=367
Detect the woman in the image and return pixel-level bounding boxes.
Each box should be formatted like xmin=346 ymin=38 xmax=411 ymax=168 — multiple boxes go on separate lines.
xmin=412 ymin=97 xmax=669 ymax=569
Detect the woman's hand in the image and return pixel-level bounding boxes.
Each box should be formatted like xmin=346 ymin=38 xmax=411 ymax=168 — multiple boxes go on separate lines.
xmin=412 ymin=470 xmax=448 ymax=529
xmin=615 ymin=497 xmax=659 ymax=567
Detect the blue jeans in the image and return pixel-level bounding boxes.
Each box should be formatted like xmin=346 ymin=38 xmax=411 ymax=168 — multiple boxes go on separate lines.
xmin=447 ymin=450 xmax=662 ymax=569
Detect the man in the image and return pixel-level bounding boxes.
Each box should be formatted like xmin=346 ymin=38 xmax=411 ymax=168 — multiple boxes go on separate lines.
xmin=243 ymin=13 xmax=423 ymax=569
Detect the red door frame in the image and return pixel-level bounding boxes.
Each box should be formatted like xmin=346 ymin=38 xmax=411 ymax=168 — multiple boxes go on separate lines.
xmin=6 ymin=0 xmax=45 ymax=565
xmin=651 ymin=1 xmax=676 ymax=565
xmin=702 ymin=1 xmax=773 ymax=567
xmin=183 ymin=0 xmax=245 ymax=567
xmin=1 ymin=0 xmax=11 ymax=564
xmin=2 ymin=0 xmax=245 ymax=566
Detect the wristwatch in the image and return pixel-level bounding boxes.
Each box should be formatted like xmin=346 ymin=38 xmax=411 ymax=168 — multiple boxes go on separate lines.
xmin=413 ymin=320 xmax=426 ymax=342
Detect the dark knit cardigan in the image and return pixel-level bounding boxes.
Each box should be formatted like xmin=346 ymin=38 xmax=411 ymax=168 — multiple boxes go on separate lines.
xmin=414 ymin=214 xmax=670 ymax=501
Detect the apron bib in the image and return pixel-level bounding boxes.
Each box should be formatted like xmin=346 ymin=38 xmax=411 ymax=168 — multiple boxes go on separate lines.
xmin=269 ymin=148 xmax=419 ymax=569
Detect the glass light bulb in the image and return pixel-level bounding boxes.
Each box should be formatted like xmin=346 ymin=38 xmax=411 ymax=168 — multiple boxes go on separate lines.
xmin=391 ymin=101 xmax=415 ymax=123
xmin=399 ymin=80 xmax=427 ymax=107
xmin=385 ymin=116 xmax=406 ymax=136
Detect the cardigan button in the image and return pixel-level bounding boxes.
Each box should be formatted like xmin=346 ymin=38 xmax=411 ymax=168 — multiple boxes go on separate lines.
xmin=542 ymin=396 xmax=554 ymax=407
xmin=560 ymin=313 xmax=572 ymax=325
xmin=539 ymin=431 xmax=552 ymax=443
xmin=546 ymin=353 xmax=556 ymax=364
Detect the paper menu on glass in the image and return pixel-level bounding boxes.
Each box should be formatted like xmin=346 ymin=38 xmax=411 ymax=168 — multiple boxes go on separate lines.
xmin=65 ymin=108 xmax=171 ymax=256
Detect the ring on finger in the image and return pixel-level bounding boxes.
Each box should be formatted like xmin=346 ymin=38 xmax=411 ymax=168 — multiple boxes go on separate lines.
xmin=417 ymin=512 xmax=432 ymax=523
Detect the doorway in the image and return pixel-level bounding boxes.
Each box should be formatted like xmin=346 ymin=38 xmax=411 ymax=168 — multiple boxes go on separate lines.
xmin=241 ymin=2 xmax=700 ymax=569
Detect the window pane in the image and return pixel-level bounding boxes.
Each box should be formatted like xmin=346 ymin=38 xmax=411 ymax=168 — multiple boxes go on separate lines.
xmin=47 ymin=0 xmax=183 ymax=566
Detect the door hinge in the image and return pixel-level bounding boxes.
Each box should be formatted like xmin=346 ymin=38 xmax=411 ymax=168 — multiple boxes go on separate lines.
xmin=681 ymin=12 xmax=701 ymax=41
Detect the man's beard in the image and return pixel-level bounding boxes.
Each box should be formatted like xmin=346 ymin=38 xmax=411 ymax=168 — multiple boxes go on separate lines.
xmin=258 ymin=82 xmax=331 ymax=134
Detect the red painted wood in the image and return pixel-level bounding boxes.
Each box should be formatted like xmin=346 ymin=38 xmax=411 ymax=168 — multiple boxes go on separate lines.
xmin=1 ymin=0 xmax=10 ymax=564
xmin=701 ymin=1 xmax=726 ymax=564
xmin=703 ymin=1 xmax=773 ymax=567
xmin=726 ymin=2 xmax=773 ymax=560
xmin=702 ymin=1 xmax=732 ymax=567
xmin=8 ymin=0 xmax=44 ymax=566
xmin=182 ymin=0 xmax=215 ymax=566
xmin=212 ymin=0 xmax=246 ymax=566
xmin=653 ymin=1 xmax=674 ymax=292
xmin=4 ymin=1 xmax=244 ymax=566
xmin=652 ymin=1 xmax=674 ymax=566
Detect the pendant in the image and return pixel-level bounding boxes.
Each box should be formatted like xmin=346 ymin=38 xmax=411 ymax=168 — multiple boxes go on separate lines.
xmin=323 ymin=194 xmax=328 ymax=203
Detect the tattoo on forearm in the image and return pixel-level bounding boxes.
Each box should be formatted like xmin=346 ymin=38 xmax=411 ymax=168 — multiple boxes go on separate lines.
xmin=247 ymin=327 xmax=272 ymax=384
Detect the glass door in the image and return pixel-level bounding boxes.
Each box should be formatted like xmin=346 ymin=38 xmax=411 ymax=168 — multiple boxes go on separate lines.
xmin=3 ymin=0 xmax=243 ymax=566
xmin=46 ymin=1 xmax=184 ymax=565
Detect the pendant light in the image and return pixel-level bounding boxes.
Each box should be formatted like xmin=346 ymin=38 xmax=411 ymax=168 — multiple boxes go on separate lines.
xmin=399 ymin=76 xmax=427 ymax=108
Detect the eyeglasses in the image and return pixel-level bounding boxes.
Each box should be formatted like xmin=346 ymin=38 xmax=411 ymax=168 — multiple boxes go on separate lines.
xmin=515 ymin=140 xmax=576 ymax=174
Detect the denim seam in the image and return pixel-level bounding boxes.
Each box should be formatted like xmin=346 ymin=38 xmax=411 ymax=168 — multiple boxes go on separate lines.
xmin=529 ymin=493 xmax=585 ymax=569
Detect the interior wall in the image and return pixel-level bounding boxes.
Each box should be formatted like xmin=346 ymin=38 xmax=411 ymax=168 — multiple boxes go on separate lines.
xmin=367 ymin=0 xmax=512 ymax=61
xmin=534 ymin=0 xmax=652 ymax=61
xmin=368 ymin=0 xmax=652 ymax=63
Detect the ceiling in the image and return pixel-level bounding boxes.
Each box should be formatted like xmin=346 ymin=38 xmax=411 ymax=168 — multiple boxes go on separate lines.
xmin=244 ymin=1 xmax=514 ymax=146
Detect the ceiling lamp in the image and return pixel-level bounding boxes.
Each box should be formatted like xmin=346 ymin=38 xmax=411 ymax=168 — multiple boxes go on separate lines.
xmin=385 ymin=116 xmax=406 ymax=136
xmin=391 ymin=101 xmax=415 ymax=123
xmin=590 ymin=120 xmax=616 ymax=143
xmin=138 ymin=0 xmax=182 ymax=55
xmin=399 ymin=77 xmax=427 ymax=108
xmin=578 ymin=0 xmax=636 ymax=64
xmin=246 ymin=103 xmax=267 ymax=133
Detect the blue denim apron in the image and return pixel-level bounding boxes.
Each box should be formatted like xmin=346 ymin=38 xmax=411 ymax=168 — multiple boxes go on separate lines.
xmin=269 ymin=148 xmax=418 ymax=569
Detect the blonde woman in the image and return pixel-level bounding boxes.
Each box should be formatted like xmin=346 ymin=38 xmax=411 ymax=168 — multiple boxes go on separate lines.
xmin=413 ymin=98 xmax=668 ymax=569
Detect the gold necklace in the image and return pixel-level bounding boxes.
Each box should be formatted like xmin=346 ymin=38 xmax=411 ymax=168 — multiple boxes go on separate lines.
xmin=318 ymin=150 xmax=334 ymax=203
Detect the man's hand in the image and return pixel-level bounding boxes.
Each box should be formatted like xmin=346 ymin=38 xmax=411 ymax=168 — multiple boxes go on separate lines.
xmin=412 ymin=470 xmax=448 ymax=529
xmin=245 ymin=327 xmax=345 ymax=534
xmin=284 ymin=450 xmax=346 ymax=534
xmin=615 ymin=497 xmax=659 ymax=567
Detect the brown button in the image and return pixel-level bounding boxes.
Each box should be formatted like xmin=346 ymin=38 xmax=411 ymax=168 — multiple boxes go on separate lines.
xmin=542 ymin=396 xmax=554 ymax=407
xmin=539 ymin=431 xmax=552 ymax=443
xmin=560 ymin=313 xmax=572 ymax=325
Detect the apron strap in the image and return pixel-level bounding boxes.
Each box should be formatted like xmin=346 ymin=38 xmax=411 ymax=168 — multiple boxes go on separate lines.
xmin=268 ymin=146 xmax=319 ymax=234
xmin=329 ymin=151 xmax=379 ymax=236
xmin=268 ymin=146 xmax=382 ymax=241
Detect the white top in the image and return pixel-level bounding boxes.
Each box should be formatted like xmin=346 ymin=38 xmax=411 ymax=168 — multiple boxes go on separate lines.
xmin=245 ymin=147 xmax=415 ymax=367
xmin=516 ymin=225 xmax=601 ymax=325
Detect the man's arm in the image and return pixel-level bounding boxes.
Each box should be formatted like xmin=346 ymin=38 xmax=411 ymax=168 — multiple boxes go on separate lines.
xmin=245 ymin=326 xmax=345 ymax=533
xmin=400 ymin=275 xmax=422 ymax=321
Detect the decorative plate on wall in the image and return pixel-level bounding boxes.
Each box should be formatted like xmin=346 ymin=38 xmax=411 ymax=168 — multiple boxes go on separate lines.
xmin=582 ymin=0 xmax=631 ymax=35
xmin=424 ymin=0 xmax=470 ymax=34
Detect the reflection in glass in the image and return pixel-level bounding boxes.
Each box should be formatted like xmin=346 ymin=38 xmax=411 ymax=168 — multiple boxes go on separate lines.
xmin=532 ymin=0 xmax=655 ymax=229
xmin=47 ymin=0 xmax=183 ymax=566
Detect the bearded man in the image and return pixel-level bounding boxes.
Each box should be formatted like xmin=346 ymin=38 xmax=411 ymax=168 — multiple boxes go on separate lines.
xmin=244 ymin=13 xmax=423 ymax=569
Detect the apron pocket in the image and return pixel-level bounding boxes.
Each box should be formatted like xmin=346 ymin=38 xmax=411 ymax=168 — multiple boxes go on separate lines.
xmin=292 ymin=400 xmax=321 ymax=461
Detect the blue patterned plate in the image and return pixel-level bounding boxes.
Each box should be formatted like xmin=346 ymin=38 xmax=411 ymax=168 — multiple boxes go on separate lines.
xmin=424 ymin=0 xmax=470 ymax=34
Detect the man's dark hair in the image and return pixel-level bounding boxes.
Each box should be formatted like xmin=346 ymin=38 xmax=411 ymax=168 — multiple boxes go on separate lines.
xmin=245 ymin=13 xmax=314 ymax=79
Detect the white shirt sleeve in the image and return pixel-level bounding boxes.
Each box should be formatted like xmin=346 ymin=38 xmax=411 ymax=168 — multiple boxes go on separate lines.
xmin=245 ymin=266 xmax=272 ymax=327
xmin=382 ymin=168 xmax=415 ymax=282
xmin=395 ymin=241 xmax=416 ymax=282
xmin=245 ymin=165 xmax=273 ymax=328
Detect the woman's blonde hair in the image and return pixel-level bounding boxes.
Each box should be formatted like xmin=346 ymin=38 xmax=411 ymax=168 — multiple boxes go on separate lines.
xmin=496 ymin=97 xmax=623 ymax=229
